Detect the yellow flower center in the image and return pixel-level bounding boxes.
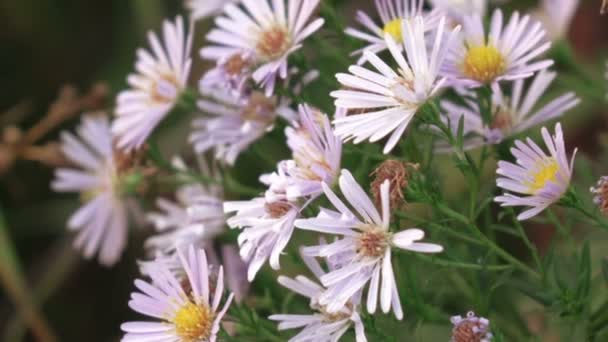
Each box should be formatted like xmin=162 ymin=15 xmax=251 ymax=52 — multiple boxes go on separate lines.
xmin=173 ymin=301 xmax=214 ymax=342
xmin=383 ymin=18 xmax=403 ymax=41
xmin=525 ymin=158 xmax=559 ymax=194
xmin=462 ymin=45 xmax=506 ymax=83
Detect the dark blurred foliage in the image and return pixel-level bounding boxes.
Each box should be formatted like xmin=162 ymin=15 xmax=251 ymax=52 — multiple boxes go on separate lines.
xmin=0 ymin=0 xmax=607 ymax=341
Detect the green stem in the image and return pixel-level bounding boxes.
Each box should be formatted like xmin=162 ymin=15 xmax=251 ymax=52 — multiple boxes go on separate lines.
xmin=509 ymin=209 xmax=542 ymax=274
xmin=413 ymin=254 xmax=513 ymax=271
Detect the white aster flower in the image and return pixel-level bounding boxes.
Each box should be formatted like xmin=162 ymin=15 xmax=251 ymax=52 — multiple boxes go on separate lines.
xmin=52 ymin=115 xmax=132 ymax=266
xmin=265 ymin=105 xmax=342 ymax=202
xmin=345 ymin=0 xmax=442 ymax=64
xmin=112 ymin=16 xmax=193 ymax=151
xmin=146 ymin=158 xmax=225 ymax=254
xmin=429 ymin=0 xmax=487 ymax=25
xmin=495 ymin=123 xmax=576 ymax=220
xmin=331 ymin=16 xmax=459 ymax=153
xmin=121 ymin=245 xmax=234 ymax=342
xmin=443 ymin=9 xmax=554 ymax=87
xmin=190 ymin=88 xmax=296 ymax=165
xmin=532 ymin=0 xmax=579 ymax=41
xmin=439 ymin=70 xmax=580 ymax=150
xmin=269 ymin=250 xmax=367 ymax=342
xmin=186 ymin=0 xmax=236 ymax=20
xmin=295 ymin=169 xmax=443 ymax=319
xmin=224 ymin=198 xmax=299 ymax=281
xmin=450 ymin=311 xmax=493 ymax=342
xmin=201 ymin=0 xmax=325 ymax=95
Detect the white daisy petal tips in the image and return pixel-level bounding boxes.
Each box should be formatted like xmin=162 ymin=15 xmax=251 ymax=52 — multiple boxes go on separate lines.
xmin=201 ymin=0 xmax=324 ymax=95
xmin=112 ymin=16 xmax=193 ymax=151
xmin=52 ymin=115 xmax=129 ymax=266
xmin=295 ymin=169 xmax=443 ymax=319
xmin=121 ymin=245 xmax=234 ymax=342
xmin=345 ymin=0 xmax=442 ymax=64
xmin=269 ymin=250 xmax=368 ymax=342
xmin=495 ymin=123 xmax=576 ymax=221
xmin=186 ymin=0 xmax=237 ymax=21
xmin=443 ymin=9 xmax=554 ymax=87
xmin=332 ymin=15 xmax=459 ymax=154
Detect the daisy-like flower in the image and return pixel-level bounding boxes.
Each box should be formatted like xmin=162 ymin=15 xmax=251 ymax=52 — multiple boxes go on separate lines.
xmin=224 ymin=197 xmax=299 ymax=281
xmin=332 ymin=16 xmax=459 ymax=153
xmin=269 ymin=250 xmax=367 ymax=342
xmin=450 ymin=311 xmax=493 ymax=342
xmin=190 ymin=88 xmax=295 ymax=165
xmin=495 ymin=123 xmax=576 ymax=220
xmin=146 ymin=158 xmax=225 ymax=254
xmin=429 ymin=0 xmax=487 ymax=25
xmin=295 ymin=169 xmax=443 ymax=319
xmin=112 ymin=16 xmax=193 ymax=151
xmin=532 ymin=0 xmax=580 ymax=42
xmin=443 ymin=9 xmax=554 ymax=87
xmin=200 ymin=51 xmax=255 ymax=97
xmin=186 ymin=0 xmax=236 ymax=20
xmin=439 ymin=70 xmax=580 ymax=150
xmin=201 ymin=0 xmax=324 ymax=95
xmin=121 ymin=245 xmax=234 ymax=342
xmin=276 ymin=105 xmax=342 ymax=201
xmin=52 ymin=115 xmax=137 ymax=266
xmin=345 ymin=0 xmax=442 ymax=64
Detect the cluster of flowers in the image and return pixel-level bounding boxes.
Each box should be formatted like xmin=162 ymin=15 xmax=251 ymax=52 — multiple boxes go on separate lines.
xmin=48 ymin=0 xmax=602 ymax=341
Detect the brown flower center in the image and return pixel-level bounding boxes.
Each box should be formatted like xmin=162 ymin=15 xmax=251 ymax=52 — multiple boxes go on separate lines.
xmin=241 ymin=92 xmax=277 ymax=126
xmin=224 ymin=54 xmax=250 ymax=76
xmin=452 ymin=320 xmax=487 ymax=342
xmin=150 ymin=73 xmax=181 ymax=104
xmin=489 ymin=110 xmax=513 ymax=132
xmin=256 ymin=26 xmax=291 ymax=60
xmin=265 ymin=201 xmax=292 ymax=218
xmin=356 ymin=226 xmax=391 ymax=258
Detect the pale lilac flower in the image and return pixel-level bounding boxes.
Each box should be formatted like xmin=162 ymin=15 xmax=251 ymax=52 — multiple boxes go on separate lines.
xmin=295 ymin=170 xmax=443 ymax=319
xmin=345 ymin=0 xmax=442 ymax=64
xmin=112 ymin=16 xmax=193 ymax=151
xmin=495 ymin=123 xmax=576 ymax=220
xmin=221 ymin=245 xmax=250 ymax=303
xmin=190 ymin=88 xmax=296 ymax=165
xmin=263 ymin=105 xmax=342 ymax=202
xmin=146 ymin=158 xmax=225 ymax=254
xmin=450 ymin=311 xmax=493 ymax=342
xmin=52 ymin=115 xmax=130 ymax=266
xmin=200 ymin=51 xmax=255 ymax=97
xmin=224 ymin=198 xmax=299 ymax=281
xmin=439 ymin=70 xmax=580 ymax=150
xmin=200 ymin=0 xmax=325 ymax=95
xmin=429 ymin=0 xmax=487 ymax=25
xmin=121 ymin=246 xmax=234 ymax=342
xmin=186 ymin=0 xmax=236 ymax=20
xmin=443 ymin=9 xmax=554 ymax=87
xmin=532 ymin=0 xmax=579 ymax=41
xmin=332 ymin=16 xmax=459 ymax=153
xmin=269 ymin=250 xmax=367 ymax=342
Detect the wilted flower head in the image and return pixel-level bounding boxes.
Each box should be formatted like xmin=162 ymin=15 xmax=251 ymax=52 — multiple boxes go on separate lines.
xmin=200 ymin=0 xmax=324 ymax=95
xmin=121 ymin=245 xmax=234 ymax=342
xmin=439 ymin=70 xmax=580 ymax=150
xmin=495 ymin=123 xmax=576 ymax=220
xmin=52 ymin=114 xmax=140 ymax=266
xmin=345 ymin=0 xmax=442 ymax=64
xmin=591 ymin=176 xmax=608 ymax=215
xmin=450 ymin=311 xmax=493 ymax=342
xmin=332 ymin=16 xmax=459 ymax=153
xmin=269 ymin=249 xmax=367 ymax=342
xmin=296 ymin=169 xmax=443 ymax=319
xmin=370 ymin=159 xmax=417 ymax=210
xmin=112 ymin=16 xmax=193 ymax=151
xmin=443 ymin=9 xmax=553 ymax=87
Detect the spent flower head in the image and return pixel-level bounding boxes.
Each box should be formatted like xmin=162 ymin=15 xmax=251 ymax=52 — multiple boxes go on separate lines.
xmin=450 ymin=311 xmax=493 ymax=342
